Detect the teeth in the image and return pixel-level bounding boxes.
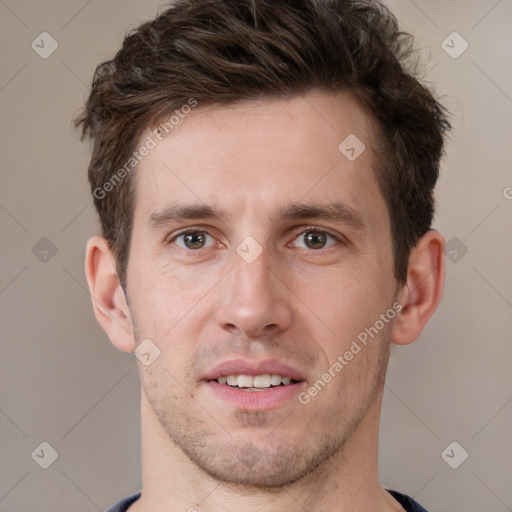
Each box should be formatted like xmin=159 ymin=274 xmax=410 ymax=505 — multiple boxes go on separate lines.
xmin=216 ymin=374 xmax=295 ymax=388
xmin=253 ymin=374 xmax=271 ymax=388
xmin=270 ymin=374 xmax=282 ymax=386
xmin=237 ymin=375 xmax=253 ymax=388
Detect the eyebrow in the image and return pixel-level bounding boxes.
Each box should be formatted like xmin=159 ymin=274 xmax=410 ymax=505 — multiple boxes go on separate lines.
xmin=147 ymin=201 xmax=367 ymax=232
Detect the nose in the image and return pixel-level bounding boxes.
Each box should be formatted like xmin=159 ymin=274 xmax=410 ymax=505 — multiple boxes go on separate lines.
xmin=215 ymin=250 xmax=293 ymax=339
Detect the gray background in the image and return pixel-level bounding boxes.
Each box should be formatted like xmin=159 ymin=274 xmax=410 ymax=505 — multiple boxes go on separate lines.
xmin=1 ymin=0 xmax=511 ymax=511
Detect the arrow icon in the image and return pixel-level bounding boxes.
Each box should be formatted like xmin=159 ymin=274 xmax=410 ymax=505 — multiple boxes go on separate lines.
xmin=32 ymin=237 xmax=58 ymax=263
xmin=441 ymin=441 xmax=468 ymax=469
xmin=134 ymin=339 xmax=160 ymax=365
xmin=31 ymin=32 xmax=59 ymax=59
xmin=236 ymin=236 xmax=263 ymax=263
xmin=338 ymin=134 xmax=365 ymax=161
xmin=445 ymin=236 xmax=467 ymax=263
xmin=441 ymin=32 xmax=468 ymax=59
xmin=31 ymin=441 xmax=58 ymax=468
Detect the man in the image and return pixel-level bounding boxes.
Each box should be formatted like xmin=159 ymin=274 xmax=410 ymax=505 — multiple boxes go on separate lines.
xmin=76 ymin=0 xmax=451 ymax=510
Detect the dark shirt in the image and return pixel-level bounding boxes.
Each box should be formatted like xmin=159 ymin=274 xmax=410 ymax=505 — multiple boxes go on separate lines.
xmin=105 ymin=490 xmax=429 ymax=511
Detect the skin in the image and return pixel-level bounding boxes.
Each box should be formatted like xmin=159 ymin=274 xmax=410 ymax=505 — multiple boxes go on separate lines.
xmin=85 ymin=90 xmax=445 ymax=512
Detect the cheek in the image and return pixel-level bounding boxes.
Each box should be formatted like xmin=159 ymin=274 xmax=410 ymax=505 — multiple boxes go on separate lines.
xmin=304 ymin=258 xmax=381 ymax=299
xmin=132 ymin=236 xmax=221 ymax=294
xmin=297 ymin=265 xmax=392 ymax=355
xmin=128 ymin=267 xmax=210 ymax=345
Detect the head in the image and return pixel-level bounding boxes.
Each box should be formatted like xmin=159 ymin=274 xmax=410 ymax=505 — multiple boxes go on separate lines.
xmin=79 ymin=0 xmax=450 ymax=490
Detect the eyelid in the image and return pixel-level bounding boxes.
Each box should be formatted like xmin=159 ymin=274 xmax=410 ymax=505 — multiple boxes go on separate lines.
xmin=164 ymin=226 xmax=215 ymax=245
xmin=289 ymin=225 xmax=349 ymax=246
xmin=163 ymin=224 xmax=349 ymax=248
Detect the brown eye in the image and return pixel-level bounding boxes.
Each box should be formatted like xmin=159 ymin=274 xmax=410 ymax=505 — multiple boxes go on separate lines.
xmin=174 ymin=231 xmax=214 ymax=250
xmin=291 ymin=229 xmax=338 ymax=250
xmin=304 ymin=231 xmax=327 ymax=249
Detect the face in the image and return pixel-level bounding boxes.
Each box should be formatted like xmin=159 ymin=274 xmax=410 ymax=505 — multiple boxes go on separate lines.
xmin=126 ymin=91 xmax=398 ymax=488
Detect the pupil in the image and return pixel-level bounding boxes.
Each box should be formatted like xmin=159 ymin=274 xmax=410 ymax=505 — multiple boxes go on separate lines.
xmin=185 ymin=232 xmax=205 ymax=249
xmin=305 ymin=231 xmax=326 ymax=249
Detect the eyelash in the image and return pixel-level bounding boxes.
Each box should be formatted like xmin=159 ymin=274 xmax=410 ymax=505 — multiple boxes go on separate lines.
xmin=165 ymin=225 xmax=346 ymax=250
xmin=288 ymin=226 xmax=344 ymax=249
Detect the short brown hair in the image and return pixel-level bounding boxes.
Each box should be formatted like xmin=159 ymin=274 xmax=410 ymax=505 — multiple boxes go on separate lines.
xmin=75 ymin=0 xmax=451 ymax=290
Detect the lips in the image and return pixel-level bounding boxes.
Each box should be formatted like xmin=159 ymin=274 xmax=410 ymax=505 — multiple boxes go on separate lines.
xmin=201 ymin=359 xmax=307 ymax=410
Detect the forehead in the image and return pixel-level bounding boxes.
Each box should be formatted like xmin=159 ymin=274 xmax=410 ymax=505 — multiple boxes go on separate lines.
xmin=133 ymin=90 xmax=384 ymax=225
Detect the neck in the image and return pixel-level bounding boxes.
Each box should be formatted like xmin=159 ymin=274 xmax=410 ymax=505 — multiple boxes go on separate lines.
xmin=128 ymin=389 xmax=404 ymax=512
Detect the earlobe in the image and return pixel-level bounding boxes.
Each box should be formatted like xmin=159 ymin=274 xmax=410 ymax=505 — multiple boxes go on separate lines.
xmin=391 ymin=230 xmax=445 ymax=346
xmin=84 ymin=236 xmax=136 ymax=353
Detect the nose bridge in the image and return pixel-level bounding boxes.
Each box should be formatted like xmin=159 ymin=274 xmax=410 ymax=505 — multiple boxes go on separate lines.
xmin=216 ymin=247 xmax=292 ymax=336
xmin=230 ymin=248 xmax=276 ymax=309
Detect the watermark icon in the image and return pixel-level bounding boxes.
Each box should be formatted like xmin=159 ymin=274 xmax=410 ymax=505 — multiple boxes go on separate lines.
xmin=133 ymin=338 xmax=161 ymax=366
xmin=298 ymin=302 xmax=402 ymax=404
xmin=31 ymin=32 xmax=58 ymax=59
xmin=441 ymin=441 xmax=468 ymax=469
xmin=32 ymin=237 xmax=58 ymax=263
xmin=237 ymin=442 xmax=263 ymax=468
xmin=236 ymin=236 xmax=263 ymax=263
xmin=441 ymin=31 xmax=468 ymax=59
xmin=31 ymin=441 xmax=59 ymax=469
xmin=444 ymin=236 xmax=468 ymax=263
xmin=338 ymin=133 xmax=366 ymax=161
xmin=503 ymin=186 xmax=512 ymax=200
xmin=93 ymin=98 xmax=198 ymax=200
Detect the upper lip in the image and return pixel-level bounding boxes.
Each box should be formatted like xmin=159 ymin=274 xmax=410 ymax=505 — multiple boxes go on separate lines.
xmin=202 ymin=359 xmax=306 ymax=382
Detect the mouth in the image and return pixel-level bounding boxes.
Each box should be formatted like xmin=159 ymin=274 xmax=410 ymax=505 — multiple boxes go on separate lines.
xmin=212 ymin=374 xmax=301 ymax=391
xmin=202 ymin=359 xmax=306 ymax=410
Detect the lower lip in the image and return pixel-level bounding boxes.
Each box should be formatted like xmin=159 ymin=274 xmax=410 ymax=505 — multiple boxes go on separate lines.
xmin=205 ymin=380 xmax=305 ymax=410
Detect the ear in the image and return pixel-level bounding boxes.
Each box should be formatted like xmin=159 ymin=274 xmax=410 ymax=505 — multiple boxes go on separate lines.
xmin=391 ymin=230 xmax=445 ymax=345
xmin=84 ymin=236 xmax=135 ymax=353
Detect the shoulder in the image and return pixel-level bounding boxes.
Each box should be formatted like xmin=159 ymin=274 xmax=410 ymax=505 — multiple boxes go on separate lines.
xmin=105 ymin=491 xmax=141 ymax=512
xmin=387 ymin=489 xmax=430 ymax=512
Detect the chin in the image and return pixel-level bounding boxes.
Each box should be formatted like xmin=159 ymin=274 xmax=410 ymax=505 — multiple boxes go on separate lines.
xmin=179 ymin=435 xmax=343 ymax=490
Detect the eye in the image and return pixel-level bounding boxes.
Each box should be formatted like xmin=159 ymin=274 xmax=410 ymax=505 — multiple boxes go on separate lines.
xmin=291 ymin=229 xmax=339 ymax=250
xmin=173 ymin=230 xmax=216 ymax=250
